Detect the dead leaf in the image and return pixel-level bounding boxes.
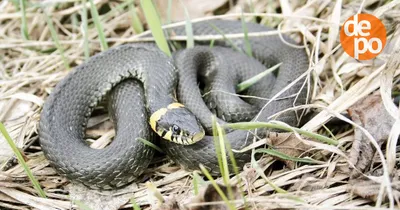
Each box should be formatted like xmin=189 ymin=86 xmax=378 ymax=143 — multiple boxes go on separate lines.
xmin=347 ymin=172 xmax=400 ymax=202
xmin=289 ymin=172 xmax=348 ymax=192
xmin=348 ymin=91 xmax=396 ymax=177
xmin=185 ymin=183 xmax=240 ymax=210
xmin=86 ymin=118 xmax=113 ymax=138
xmin=289 ymin=173 xmax=325 ymax=191
xmin=6 ymin=92 xmax=44 ymax=107
xmin=0 ymin=187 xmax=70 ymax=210
xmin=0 ymin=99 xmax=32 ymax=166
xmin=267 ymin=132 xmax=313 ymax=169
xmin=154 ymin=198 xmax=183 ymax=210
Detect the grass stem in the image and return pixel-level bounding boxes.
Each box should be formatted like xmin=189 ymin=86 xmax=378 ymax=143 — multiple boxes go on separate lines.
xmin=0 ymin=122 xmax=46 ymax=198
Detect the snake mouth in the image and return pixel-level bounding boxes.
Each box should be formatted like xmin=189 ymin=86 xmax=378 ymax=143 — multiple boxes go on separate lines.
xmin=191 ymin=129 xmax=205 ymax=143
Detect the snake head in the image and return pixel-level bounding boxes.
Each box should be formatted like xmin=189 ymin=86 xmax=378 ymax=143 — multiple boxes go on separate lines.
xmin=150 ymin=103 xmax=205 ymax=145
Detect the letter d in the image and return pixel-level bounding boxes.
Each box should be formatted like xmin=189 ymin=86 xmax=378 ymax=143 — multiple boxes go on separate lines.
xmin=344 ymin=15 xmax=359 ymax=36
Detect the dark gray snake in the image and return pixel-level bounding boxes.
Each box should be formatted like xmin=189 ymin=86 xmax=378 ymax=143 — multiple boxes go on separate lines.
xmin=39 ymin=20 xmax=309 ymax=189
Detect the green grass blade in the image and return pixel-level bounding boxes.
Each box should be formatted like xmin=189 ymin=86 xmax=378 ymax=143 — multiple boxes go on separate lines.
xmin=209 ymin=23 xmax=242 ymax=53
xmin=10 ymin=0 xmax=19 ymax=8
xmin=210 ymin=116 xmax=239 ymax=202
xmin=192 ymin=171 xmax=207 ymax=196
xmin=44 ymin=12 xmax=70 ymax=70
xmin=192 ymin=175 xmax=199 ymax=195
xmin=240 ymin=12 xmax=252 ymax=57
xmin=218 ymin=125 xmax=239 ymax=177
xmin=89 ymin=0 xmax=108 ymax=51
xmin=137 ymin=138 xmax=163 ymax=153
xmin=178 ymin=0 xmax=194 ymax=48
xmin=225 ymin=150 xmax=248 ymax=210
xmin=250 ymin=151 xmax=287 ymax=193
xmin=216 ymin=122 xmax=247 ymax=205
xmin=81 ymin=0 xmax=90 ymax=60
xmin=226 ymin=122 xmax=338 ymax=145
xmin=130 ymin=197 xmax=141 ymax=210
xmin=216 ymin=123 xmax=229 ymax=183
xmin=211 ymin=116 xmax=225 ymax=178
xmin=321 ymin=124 xmax=338 ymax=141
xmin=140 ymin=0 xmax=171 ymax=57
xmin=166 ymin=0 xmax=172 ymax=25
xmin=199 ymin=165 xmax=236 ymax=210
xmin=255 ymin=148 xmax=321 ymax=164
xmin=0 ymin=122 xmax=46 ymax=198
xmin=236 ymin=62 xmax=281 ymax=93
xmin=209 ymin=39 xmax=215 ymax=48
xmin=214 ymin=121 xmax=236 ymax=200
xmin=71 ymin=13 xmax=78 ymax=34
xmin=19 ymin=0 xmax=29 ymax=40
xmin=128 ymin=1 xmax=144 ymax=34
xmin=102 ymin=0 xmax=132 ymax=21
xmin=146 ymin=182 xmax=164 ymax=202
xmin=192 ymin=171 xmax=204 ymax=195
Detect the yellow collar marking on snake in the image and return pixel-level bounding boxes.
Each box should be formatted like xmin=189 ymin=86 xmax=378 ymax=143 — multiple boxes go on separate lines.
xmin=149 ymin=108 xmax=167 ymax=131
xmin=149 ymin=103 xmax=185 ymax=134
xmin=163 ymin=130 xmax=173 ymax=141
xmin=167 ymin=103 xmax=184 ymax=109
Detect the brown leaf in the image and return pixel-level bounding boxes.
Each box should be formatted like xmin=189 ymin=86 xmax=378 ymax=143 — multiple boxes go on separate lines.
xmin=289 ymin=172 xmax=348 ymax=192
xmin=288 ymin=173 xmax=327 ymax=191
xmin=155 ymin=198 xmax=183 ymax=210
xmin=348 ymin=91 xmax=396 ymax=177
xmin=347 ymin=171 xmax=400 ymax=202
xmin=186 ymin=183 xmax=240 ymax=210
xmin=267 ymin=132 xmax=313 ymax=169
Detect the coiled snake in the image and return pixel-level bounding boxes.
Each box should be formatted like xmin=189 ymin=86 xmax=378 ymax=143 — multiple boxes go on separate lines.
xmin=39 ymin=20 xmax=309 ymax=189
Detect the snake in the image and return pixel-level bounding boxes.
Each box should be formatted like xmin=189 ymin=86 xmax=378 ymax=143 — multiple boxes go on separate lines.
xmin=39 ymin=20 xmax=309 ymax=190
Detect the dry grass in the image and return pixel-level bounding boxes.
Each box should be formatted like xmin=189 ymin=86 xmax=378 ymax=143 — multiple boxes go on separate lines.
xmin=0 ymin=0 xmax=400 ymax=209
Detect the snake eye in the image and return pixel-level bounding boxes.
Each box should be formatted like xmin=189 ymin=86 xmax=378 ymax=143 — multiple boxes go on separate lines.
xmin=172 ymin=124 xmax=181 ymax=134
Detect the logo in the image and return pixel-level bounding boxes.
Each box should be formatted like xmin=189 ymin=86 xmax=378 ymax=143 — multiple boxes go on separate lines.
xmin=340 ymin=13 xmax=386 ymax=60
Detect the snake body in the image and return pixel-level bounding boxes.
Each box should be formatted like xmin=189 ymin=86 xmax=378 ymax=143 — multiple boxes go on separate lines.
xmin=39 ymin=20 xmax=309 ymax=189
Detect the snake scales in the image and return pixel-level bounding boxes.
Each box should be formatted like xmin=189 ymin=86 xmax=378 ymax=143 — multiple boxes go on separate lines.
xmin=39 ymin=20 xmax=309 ymax=189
